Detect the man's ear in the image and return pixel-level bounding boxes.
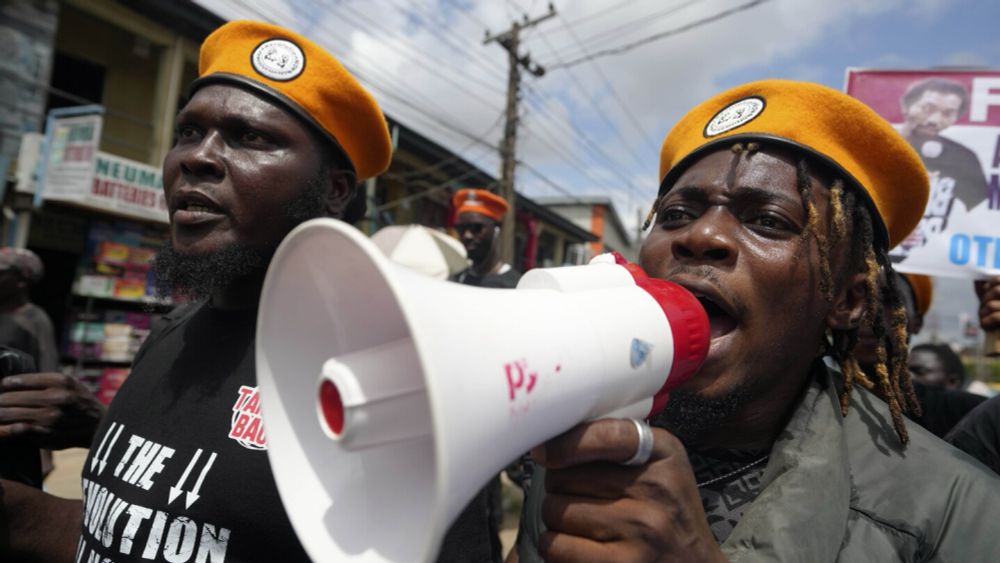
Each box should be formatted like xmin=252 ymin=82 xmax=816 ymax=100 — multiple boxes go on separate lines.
xmin=828 ymin=271 xmax=867 ymax=331
xmin=325 ymin=169 xmax=358 ymax=218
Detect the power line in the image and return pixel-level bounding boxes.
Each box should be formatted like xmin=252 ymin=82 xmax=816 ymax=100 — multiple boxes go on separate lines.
xmin=383 ymin=0 xmax=647 ymax=203
xmin=547 ymin=0 xmax=703 ymax=61
xmin=232 ymin=0 xmax=503 ymax=162
xmin=224 ymin=1 xmax=601 ymax=212
xmin=550 ymin=0 xmax=772 ymax=70
xmin=535 ymin=17 xmax=657 ymax=164
xmin=517 ymin=105 xmax=631 ymax=195
xmin=321 ymin=2 xmax=642 ymax=205
xmin=375 ymin=166 xmax=498 ymax=212
xmin=322 ymin=0 xmax=506 ymax=105
xmin=562 ymin=0 xmax=643 ymax=28
xmin=381 ymin=111 xmax=505 ymax=180
xmin=237 ymin=0 xmax=476 ymax=142
xmin=518 ymin=87 xmax=644 ymax=201
xmin=382 ymin=0 xmax=509 ymax=78
xmin=518 ymin=160 xmax=629 ymax=205
xmin=439 ymin=0 xmax=490 ymax=31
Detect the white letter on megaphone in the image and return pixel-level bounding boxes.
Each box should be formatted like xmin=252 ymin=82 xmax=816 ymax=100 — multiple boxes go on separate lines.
xmin=256 ymin=218 xmax=708 ymax=563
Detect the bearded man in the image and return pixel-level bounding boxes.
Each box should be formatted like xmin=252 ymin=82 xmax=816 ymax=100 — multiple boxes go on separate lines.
xmin=0 ymin=18 xmax=390 ymax=563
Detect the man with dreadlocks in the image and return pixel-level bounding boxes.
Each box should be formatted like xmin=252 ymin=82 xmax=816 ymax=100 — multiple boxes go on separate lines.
xmin=510 ymin=79 xmax=1000 ymax=563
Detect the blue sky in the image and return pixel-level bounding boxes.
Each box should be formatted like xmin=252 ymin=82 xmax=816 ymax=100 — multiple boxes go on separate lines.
xmin=724 ymin=2 xmax=1000 ymax=88
xmin=195 ymin=0 xmax=996 ymax=345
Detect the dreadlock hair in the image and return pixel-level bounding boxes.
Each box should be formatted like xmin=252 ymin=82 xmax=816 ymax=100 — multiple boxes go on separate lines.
xmin=790 ymin=151 xmax=921 ymax=445
xmin=643 ymin=142 xmax=920 ymax=445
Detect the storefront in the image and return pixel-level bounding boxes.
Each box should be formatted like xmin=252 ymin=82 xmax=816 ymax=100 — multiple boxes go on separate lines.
xmin=1 ymin=0 xmax=219 ymax=402
xmin=16 ymin=109 xmax=173 ymax=402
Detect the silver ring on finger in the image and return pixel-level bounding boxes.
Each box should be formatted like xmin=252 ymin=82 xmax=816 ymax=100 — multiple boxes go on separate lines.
xmin=622 ymin=418 xmax=654 ymax=466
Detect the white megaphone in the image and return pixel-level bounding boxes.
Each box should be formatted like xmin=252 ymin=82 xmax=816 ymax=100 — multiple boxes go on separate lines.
xmin=256 ymin=218 xmax=709 ymax=563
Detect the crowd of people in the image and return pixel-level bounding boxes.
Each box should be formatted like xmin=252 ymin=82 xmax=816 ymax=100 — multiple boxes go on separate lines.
xmin=1 ymin=18 xmax=999 ymax=563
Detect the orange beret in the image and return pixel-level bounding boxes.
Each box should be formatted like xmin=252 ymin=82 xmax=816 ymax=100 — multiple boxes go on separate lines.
xmin=657 ymin=79 xmax=929 ymax=250
xmin=452 ymin=188 xmax=509 ymax=222
xmin=193 ymin=20 xmax=392 ymax=180
xmin=903 ymin=273 xmax=933 ymax=316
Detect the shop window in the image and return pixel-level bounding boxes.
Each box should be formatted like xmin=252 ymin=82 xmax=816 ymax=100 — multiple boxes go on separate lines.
xmin=51 ymin=4 xmax=162 ymax=164
xmin=45 ymin=52 xmax=106 ymax=112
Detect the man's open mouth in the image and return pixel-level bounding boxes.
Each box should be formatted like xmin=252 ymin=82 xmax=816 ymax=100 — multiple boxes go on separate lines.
xmin=181 ymin=203 xmax=220 ymax=214
xmin=171 ymin=192 xmax=225 ymax=222
xmin=692 ymin=292 xmax=738 ymax=339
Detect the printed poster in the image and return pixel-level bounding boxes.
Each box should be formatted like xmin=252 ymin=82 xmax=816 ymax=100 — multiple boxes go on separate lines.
xmin=846 ymin=69 xmax=1000 ymax=279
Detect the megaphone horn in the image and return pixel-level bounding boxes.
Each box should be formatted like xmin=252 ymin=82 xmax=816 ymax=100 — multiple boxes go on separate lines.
xmin=256 ymin=218 xmax=709 ymax=562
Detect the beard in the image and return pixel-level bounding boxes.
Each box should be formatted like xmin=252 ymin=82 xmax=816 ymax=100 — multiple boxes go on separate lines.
xmin=153 ymin=173 xmax=331 ymax=302
xmin=649 ymin=384 xmax=750 ymax=446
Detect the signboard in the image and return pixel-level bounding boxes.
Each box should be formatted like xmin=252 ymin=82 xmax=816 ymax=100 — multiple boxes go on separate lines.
xmin=42 ymin=113 xmax=102 ymax=200
xmin=40 ymin=113 xmax=168 ymax=224
xmin=87 ymin=152 xmax=168 ymax=222
xmin=846 ymin=69 xmax=1000 ymax=279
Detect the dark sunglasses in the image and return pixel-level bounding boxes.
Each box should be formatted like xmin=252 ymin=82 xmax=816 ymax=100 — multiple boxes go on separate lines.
xmin=455 ymin=222 xmax=490 ymax=236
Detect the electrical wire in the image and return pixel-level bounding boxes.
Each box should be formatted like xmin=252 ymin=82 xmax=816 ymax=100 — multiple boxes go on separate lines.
xmin=319 ymin=0 xmax=506 ymax=105
xmin=550 ymin=0 xmax=772 ymax=70
xmin=220 ymin=0 xmax=626 ymax=213
xmin=380 ymin=111 xmax=505 ymax=180
xmin=547 ymin=0 xmax=703 ymax=61
xmin=562 ymin=0 xmax=645 ymax=28
xmin=518 ymin=89 xmax=644 ymax=201
xmin=530 ymin=31 xmax=652 ymax=172
xmin=439 ymin=0 xmax=491 ymax=31
xmin=232 ymin=0 xmax=502 ymax=154
xmin=380 ymin=0 xmax=509 ymax=77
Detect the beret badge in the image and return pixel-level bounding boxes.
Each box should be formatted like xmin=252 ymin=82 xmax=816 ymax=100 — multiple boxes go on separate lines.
xmin=704 ymin=96 xmax=765 ymax=137
xmin=251 ymin=38 xmax=305 ymax=81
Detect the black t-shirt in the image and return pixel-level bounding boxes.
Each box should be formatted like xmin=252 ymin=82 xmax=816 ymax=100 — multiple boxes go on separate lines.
xmin=911 ymin=381 xmax=987 ymax=438
xmin=78 ymin=300 xmax=505 ymax=563
xmin=910 ymin=135 xmax=989 ymax=228
xmin=77 ymin=301 xmax=310 ymax=563
xmin=946 ymin=394 xmax=1000 ymax=475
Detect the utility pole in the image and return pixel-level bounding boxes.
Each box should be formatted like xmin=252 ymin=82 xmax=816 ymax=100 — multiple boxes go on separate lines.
xmin=484 ymin=3 xmax=556 ymax=264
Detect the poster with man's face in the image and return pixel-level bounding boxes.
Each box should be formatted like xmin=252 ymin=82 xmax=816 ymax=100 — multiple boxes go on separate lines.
xmin=846 ymin=69 xmax=1000 ymax=279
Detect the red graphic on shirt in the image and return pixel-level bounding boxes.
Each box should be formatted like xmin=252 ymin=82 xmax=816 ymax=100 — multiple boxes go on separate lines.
xmin=229 ymin=385 xmax=267 ymax=450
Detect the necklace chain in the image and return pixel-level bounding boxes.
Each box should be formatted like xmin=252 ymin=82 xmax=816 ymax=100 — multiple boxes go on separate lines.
xmin=695 ymin=454 xmax=769 ymax=488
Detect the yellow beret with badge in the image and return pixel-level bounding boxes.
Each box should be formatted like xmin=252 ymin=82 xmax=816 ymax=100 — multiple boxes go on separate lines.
xmin=452 ymin=188 xmax=510 ymax=222
xmin=656 ymin=79 xmax=929 ymax=250
xmin=193 ymin=20 xmax=392 ymax=180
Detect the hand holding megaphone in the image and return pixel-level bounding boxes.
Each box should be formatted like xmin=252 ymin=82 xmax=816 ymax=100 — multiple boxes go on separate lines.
xmin=256 ymin=218 xmax=709 ymax=562
xmin=527 ymin=421 xmax=724 ymax=563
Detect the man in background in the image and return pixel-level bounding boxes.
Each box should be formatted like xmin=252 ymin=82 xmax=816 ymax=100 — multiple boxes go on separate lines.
xmin=451 ymin=188 xmax=521 ymax=288
xmin=945 ymin=275 xmax=1000 ymax=474
xmin=448 ymin=188 xmax=524 ymax=561
xmin=0 ymin=247 xmax=104 ymax=486
xmin=0 ymin=248 xmax=57 ymax=372
xmin=899 ymin=78 xmax=989 ymax=220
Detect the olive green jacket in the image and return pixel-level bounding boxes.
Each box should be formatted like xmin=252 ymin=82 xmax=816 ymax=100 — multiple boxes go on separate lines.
xmin=516 ymin=369 xmax=1000 ymax=562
